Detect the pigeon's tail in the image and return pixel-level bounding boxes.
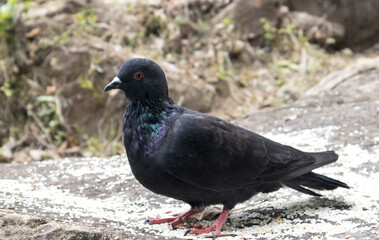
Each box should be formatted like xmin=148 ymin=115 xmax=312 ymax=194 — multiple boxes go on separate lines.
xmin=282 ymin=151 xmax=349 ymax=196
xmin=302 ymin=151 xmax=339 ymax=173
xmin=283 ymin=172 xmax=349 ymax=196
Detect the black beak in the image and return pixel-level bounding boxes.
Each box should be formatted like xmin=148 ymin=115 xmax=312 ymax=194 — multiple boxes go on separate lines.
xmin=104 ymin=76 xmax=121 ymax=92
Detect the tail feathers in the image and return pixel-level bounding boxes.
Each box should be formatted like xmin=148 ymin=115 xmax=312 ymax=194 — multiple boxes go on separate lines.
xmin=283 ymin=182 xmax=321 ymax=196
xmin=283 ymin=172 xmax=349 ymax=196
xmin=272 ymin=151 xmax=339 ymax=181
xmin=307 ymin=151 xmax=339 ymax=170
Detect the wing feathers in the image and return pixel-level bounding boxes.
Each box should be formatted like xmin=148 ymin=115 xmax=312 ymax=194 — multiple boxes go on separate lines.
xmin=162 ymin=107 xmax=344 ymax=194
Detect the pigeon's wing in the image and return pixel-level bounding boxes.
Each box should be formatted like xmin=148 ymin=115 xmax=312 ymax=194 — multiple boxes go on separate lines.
xmin=258 ymin=138 xmax=337 ymax=182
xmin=160 ymin=108 xmax=317 ymax=192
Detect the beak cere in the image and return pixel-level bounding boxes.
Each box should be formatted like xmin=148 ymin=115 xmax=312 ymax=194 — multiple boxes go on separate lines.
xmin=104 ymin=76 xmax=121 ymax=92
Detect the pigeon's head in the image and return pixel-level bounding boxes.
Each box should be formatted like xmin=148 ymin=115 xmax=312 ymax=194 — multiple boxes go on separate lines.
xmin=104 ymin=58 xmax=169 ymax=102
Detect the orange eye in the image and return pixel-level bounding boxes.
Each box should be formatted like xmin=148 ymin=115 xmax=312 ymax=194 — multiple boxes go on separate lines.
xmin=134 ymin=72 xmax=144 ymax=80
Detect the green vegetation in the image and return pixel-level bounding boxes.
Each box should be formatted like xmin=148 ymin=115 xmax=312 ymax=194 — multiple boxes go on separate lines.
xmin=260 ymin=17 xmax=308 ymax=51
xmin=214 ymin=18 xmax=236 ymax=80
xmin=259 ymin=16 xmax=341 ymax=103
xmin=0 ymin=0 xmax=31 ymax=34
xmin=76 ymin=8 xmax=98 ymax=34
xmin=78 ymin=75 xmax=94 ymax=91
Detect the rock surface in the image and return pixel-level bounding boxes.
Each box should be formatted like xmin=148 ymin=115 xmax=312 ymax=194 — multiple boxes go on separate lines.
xmin=1 ymin=58 xmax=379 ymax=239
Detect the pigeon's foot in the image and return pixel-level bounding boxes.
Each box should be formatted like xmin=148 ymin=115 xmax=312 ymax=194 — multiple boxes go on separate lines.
xmin=184 ymin=209 xmax=230 ymax=237
xmin=147 ymin=209 xmax=202 ymax=229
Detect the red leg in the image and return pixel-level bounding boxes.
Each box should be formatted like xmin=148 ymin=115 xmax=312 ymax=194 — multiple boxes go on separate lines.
xmin=147 ymin=208 xmax=203 ymax=229
xmin=185 ymin=209 xmax=231 ymax=237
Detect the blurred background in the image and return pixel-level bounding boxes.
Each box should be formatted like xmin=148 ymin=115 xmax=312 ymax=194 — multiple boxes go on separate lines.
xmin=1 ymin=0 xmax=378 ymax=162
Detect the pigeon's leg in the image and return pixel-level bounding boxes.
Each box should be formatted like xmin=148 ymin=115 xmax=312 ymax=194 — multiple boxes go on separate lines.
xmin=147 ymin=208 xmax=203 ymax=229
xmin=185 ymin=209 xmax=231 ymax=236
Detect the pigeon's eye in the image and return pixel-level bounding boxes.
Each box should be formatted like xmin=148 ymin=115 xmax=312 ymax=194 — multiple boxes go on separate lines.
xmin=134 ymin=72 xmax=144 ymax=80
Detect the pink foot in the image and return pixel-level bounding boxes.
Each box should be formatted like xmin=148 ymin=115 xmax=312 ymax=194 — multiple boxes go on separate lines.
xmin=147 ymin=209 xmax=202 ymax=229
xmin=184 ymin=209 xmax=231 ymax=237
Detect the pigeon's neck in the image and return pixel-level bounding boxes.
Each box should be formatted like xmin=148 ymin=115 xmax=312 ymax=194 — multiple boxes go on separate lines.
xmin=124 ymin=99 xmax=177 ymax=142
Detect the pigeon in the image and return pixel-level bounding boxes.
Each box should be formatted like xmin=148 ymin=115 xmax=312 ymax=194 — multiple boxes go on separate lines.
xmin=104 ymin=58 xmax=349 ymax=237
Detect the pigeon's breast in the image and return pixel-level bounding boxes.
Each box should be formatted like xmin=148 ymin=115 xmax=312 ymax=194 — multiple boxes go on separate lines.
xmin=123 ymin=109 xmax=179 ymax=170
xmin=146 ymin=112 xmax=178 ymax=153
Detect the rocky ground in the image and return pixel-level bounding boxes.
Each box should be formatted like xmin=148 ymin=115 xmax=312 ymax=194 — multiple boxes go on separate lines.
xmin=0 ymin=57 xmax=378 ymax=239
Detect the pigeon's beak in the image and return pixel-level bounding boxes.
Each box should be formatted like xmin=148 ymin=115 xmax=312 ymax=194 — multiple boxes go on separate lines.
xmin=104 ymin=76 xmax=121 ymax=92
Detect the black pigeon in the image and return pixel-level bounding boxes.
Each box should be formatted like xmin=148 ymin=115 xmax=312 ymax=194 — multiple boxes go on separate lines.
xmin=104 ymin=58 xmax=349 ymax=237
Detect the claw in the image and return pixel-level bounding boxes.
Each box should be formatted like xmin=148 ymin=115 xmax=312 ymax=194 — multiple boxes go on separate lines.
xmin=147 ymin=209 xmax=203 ymax=228
xmin=184 ymin=229 xmax=192 ymax=236
xmin=169 ymin=223 xmax=176 ymax=230
xmin=188 ymin=209 xmax=231 ymax=237
xmin=144 ymin=219 xmax=150 ymax=224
